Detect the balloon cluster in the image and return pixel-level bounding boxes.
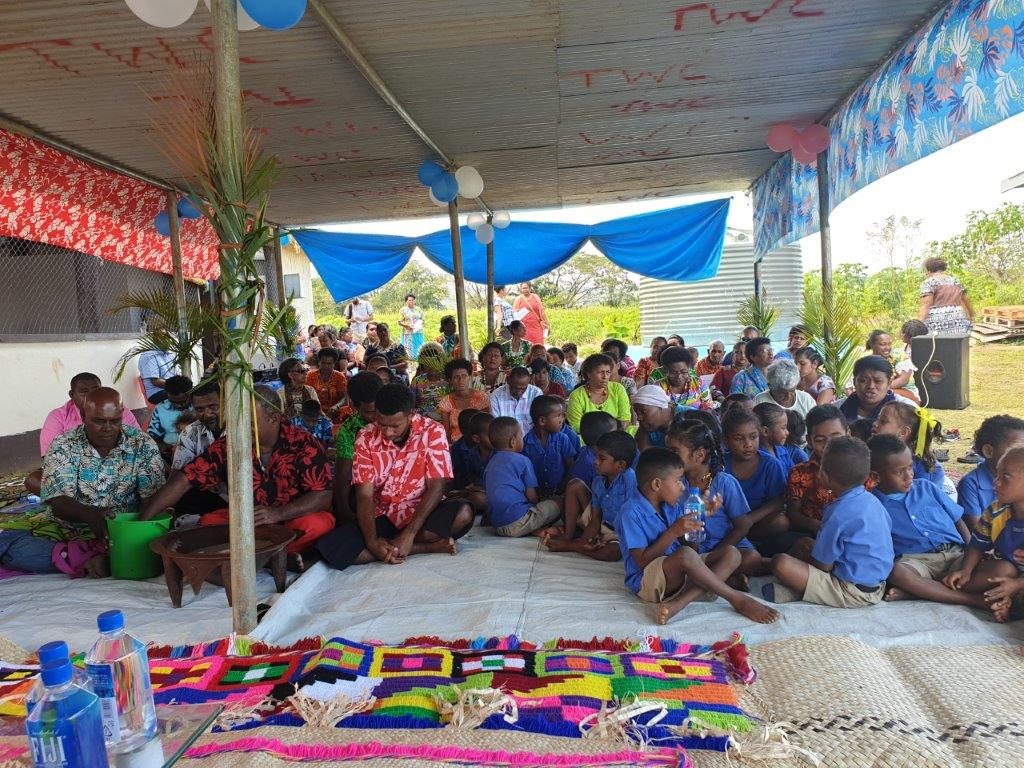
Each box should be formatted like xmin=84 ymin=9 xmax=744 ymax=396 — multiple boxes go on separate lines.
xmin=417 ymin=160 xmax=485 ymax=205
xmin=124 ymin=0 xmax=305 ymax=30
xmin=766 ymin=123 xmax=830 ymax=166
xmin=466 ymin=211 xmax=511 ymax=245
xmin=153 ymin=197 xmax=203 ymax=237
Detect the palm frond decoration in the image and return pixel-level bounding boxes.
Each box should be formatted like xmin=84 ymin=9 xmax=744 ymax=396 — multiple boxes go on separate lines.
xmin=800 ymin=290 xmax=862 ymax=389
xmin=736 ymin=289 xmax=780 ymax=337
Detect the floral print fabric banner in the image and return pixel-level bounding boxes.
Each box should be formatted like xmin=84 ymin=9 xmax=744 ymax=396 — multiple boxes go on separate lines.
xmin=754 ymin=0 xmax=1024 ymax=261
xmin=0 ymin=129 xmax=219 ymax=280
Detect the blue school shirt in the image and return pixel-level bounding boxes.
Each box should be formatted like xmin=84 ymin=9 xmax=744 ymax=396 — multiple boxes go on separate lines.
xmin=523 ymin=429 xmax=578 ymax=492
xmin=957 ymin=463 xmax=994 ymax=521
xmin=289 ymin=415 xmax=333 ymax=444
xmin=616 ymin=489 xmax=687 ymax=594
xmin=970 ymin=502 xmax=1024 ymax=564
xmin=912 ymin=456 xmax=945 ymax=488
xmin=560 ymin=422 xmax=581 ymax=445
xmin=698 ymin=472 xmax=753 ymax=554
xmin=568 ymin=446 xmax=597 ymax=487
xmin=148 ymin=401 xmax=192 ymax=446
xmin=723 ymin=450 xmax=787 ymax=511
xmin=767 ymin=444 xmax=808 ymax=479
xmin=484 ymin=451 xmax=537 ymax=529
xmin=812 ymin=486 xmax=894 ymax=586
xmin=451 ymin=438 xmax=490 ymax=488
xmin=871 ymin=480 xmax=963 ymax=557
xmin=590 ymin=468 xmax=638 ymax=531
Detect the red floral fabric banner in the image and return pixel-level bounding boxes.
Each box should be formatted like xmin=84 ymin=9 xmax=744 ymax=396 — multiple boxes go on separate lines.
xmin=0 ymin=128 xmax=219 ymax=280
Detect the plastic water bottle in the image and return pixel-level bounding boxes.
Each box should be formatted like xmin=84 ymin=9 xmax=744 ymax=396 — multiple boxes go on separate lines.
xmin=683 ymin=488 xmax=706 ymax=544
xmin=25 ymin=659 xmax=109 ymax=768
xmin=84 ymin=611 xmax=157 ymax=754
xmin=26 ymin=642 xmax=90 ymax=713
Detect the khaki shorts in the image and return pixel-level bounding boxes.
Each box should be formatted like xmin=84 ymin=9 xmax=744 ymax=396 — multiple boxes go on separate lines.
xmin=636 ymin=552 xmax=713 ymax=603
xmin=494 ymin=499 xmax=561 ymax=538
xmin=579 ymin=504 xmax=619 ymax=544
xmin=897 ymin=547 xmax=964 ymax=580
xmin=802 ymin=567 xmax=884 ymax=608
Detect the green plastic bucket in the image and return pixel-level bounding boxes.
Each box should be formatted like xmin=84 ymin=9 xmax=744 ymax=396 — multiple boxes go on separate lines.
xmin=107 ymin=512 xmax=172 ymax=580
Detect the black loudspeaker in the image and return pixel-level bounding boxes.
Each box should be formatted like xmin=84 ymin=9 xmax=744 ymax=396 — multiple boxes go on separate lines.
xmin=911 ymin=334 xmax=970 ymax=410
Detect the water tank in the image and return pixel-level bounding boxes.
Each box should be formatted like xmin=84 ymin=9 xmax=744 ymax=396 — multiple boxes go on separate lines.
xmin=639 ymin=231 xmax=803 ymax=350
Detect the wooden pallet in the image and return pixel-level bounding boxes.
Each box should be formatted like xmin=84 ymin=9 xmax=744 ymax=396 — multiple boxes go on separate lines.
xmin=971 ymin=321 xmax=1024 ymax=343
xmin=981 ymin=306 xmax=1024 ymax=328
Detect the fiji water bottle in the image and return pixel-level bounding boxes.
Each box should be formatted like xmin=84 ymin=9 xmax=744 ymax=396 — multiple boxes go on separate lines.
xmin=683 ymin=488 xmax=706 ymax=544
xmin=84 ymin=611 xmax=157 ymax=754
xmin=26 ymin=642 xmax=90 ymax=713
xmin=25 ymin=659 xmax=108 ymax=768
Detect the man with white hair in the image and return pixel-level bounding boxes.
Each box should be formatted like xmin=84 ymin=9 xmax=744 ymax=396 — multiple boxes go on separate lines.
xmin=754 ymin=359 xmax=817 ymax=417
xmin=695 ymin=340 xmax=726 ymax=377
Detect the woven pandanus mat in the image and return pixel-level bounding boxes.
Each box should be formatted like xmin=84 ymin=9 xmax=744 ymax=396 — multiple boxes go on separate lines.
xmin=0 ymin=639 xmax=27 ymax=665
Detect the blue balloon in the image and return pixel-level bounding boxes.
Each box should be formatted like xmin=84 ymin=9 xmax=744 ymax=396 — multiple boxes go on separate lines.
xmin=239 ymin=0 xmax=306 ymax=30
xmin=430 ymin=173 xmax=459 ymax=203
xmin=417 ymin=160 xmax=446 ymax=187
xmin=154 ymin=211 xmax=171 ymax=237
xmin=177 ymin=197 xmax=202 ymax=220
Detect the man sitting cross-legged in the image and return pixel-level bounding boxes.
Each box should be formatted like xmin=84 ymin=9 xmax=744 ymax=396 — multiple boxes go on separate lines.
xmin=2 ymin=388 xmax=164 ymax=578
xmin=316 ymin=384 xmax=474 ymax=570
xmin=141 ymin=385 xmax=335 ymax=571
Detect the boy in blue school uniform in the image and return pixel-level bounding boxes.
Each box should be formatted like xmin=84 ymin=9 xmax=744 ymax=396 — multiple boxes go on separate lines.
xmin=616 ymin=448 xmax=780 ymax=626
xmin=147 ymin=374 xmax=194 ymax=460
xmin=522 ymin=396 xmax=578 ymax=497
xmin=485 ymin=417 xmax=563 ymax=537
xmin=567 ymin=411 xmax=620 ymax=489
xmin=957 ymin=415 xmax=1024 ymax=528
xmin=866 ymin=434 xmax=971 ymax=605
xmin=450 ymin=409 xmax=491 ymax=514
xmin=546 ymin=431 xmax=636 ymax=561
xmin=765 ymin=436 xmax=894 ymax=607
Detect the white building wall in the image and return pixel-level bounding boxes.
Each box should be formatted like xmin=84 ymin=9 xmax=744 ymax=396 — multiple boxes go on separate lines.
xmin=280 ymin=239 xmax=314 ymax=331
xmin=0 ymin=339 xmax=147 ymax=438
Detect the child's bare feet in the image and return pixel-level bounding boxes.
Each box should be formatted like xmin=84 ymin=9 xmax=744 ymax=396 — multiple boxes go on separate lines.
xmin=539 ymin=525 xmax=566 ymax=540
xmin=84 ymin=555 xmax=109 ymax=579
xmin=726 ymin=573 xmax=750 ymax=592
xmin=990 ymin=597 xmax=1012 ymax=623
xmin=656 ymin=599 xmax=686 ymax=625
xmin=730 ymin=594 xmax=780 ymax=624
xmin=884 ymin=586 xmax=909 ymax=602
xmin=544 ymin=536 xmax=576 ymax=552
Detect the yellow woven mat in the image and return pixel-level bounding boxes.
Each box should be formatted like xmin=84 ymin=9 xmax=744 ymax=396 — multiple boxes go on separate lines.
xmin=0 ymin=638 xmax=28 ymax=665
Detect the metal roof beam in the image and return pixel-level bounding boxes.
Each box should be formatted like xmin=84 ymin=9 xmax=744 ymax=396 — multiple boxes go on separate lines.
xmin=307 ymin=0 xmax=493 ymax=216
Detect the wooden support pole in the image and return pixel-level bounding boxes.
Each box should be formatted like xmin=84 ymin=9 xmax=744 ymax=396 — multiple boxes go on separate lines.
xmin=166 ymin=191 xmax=192 ymax=382
xmin=272 ymin=227 xmax=286 ymax=305
xmin=447 ymin=200 xmax=471 ymax=359
xmin=486 ymin=230 xmax=495 ymax=343
xmin=212 ymin=0 xmax=257 ymax=635
xmin=816 ymin=151 xmax=834 ymax=350
xmin=753 ymin=259 xmax=762 ymax=304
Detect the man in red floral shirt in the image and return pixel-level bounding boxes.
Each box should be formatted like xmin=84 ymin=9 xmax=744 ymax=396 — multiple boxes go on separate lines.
xmin=141 ymin=386 xmax=335 ymax=566
xmin=316 ymin=384 xmax=474 ymax=570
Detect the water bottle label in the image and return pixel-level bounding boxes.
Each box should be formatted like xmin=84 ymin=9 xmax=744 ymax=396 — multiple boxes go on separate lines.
xmin=29 ymin=731 xmax=68 ymax=767
xmin=85 ymin=663 xmax=121 ymax=743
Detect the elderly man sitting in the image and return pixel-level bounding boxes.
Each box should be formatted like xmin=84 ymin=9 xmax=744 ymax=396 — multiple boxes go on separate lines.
xmin=141 ymin=385 xmax=335 ymax=570
xmin=2 ymin=388 xmax=165 ymax=578
xmin=754 ymin=359 xmax=817 ymax=418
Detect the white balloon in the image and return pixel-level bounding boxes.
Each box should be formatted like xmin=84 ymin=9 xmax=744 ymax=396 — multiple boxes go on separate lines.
xmin=466 ymin=212 xmax=486 ymax=231
xmin=492 ymin=210 xmax=512 ymax=229
xmin=202 ymin=0 xmax=260 ymax=29
xmin=455 ymin=166 xmax=484 ymax=199
xmin=475 ymin=223 xmax=495 ymax=245
xmin=428 ymin=189 xmax=448 ymax=207
xmin=126 ymin=0 xmax=198 ymax=27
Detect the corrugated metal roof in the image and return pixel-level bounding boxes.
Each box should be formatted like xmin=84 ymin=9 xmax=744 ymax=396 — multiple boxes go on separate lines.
xmin=639 ymin=232 xmax=803 ymax=349
xmin=0 ymin=0 xmax=942 ymax=225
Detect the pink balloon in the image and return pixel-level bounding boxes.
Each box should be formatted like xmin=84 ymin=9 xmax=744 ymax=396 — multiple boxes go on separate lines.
xmin=800 ymin=124 xmax=831 ymax=154
xmin=792 ymin=143 xmax=818 ymax=166
xmin=767 ymin=124 xmax=798 ymax=152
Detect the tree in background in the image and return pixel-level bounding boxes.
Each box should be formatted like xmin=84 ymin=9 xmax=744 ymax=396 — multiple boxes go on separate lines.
xmin=312 ymin=276 xmax=339 ymax=318
xmin=313 ymin=261 xmax=451 ymax=318
xmin=865 ymin=215 xmax=922 ymax=323
xmin=533 ymin=251 xmax=638 ymax=309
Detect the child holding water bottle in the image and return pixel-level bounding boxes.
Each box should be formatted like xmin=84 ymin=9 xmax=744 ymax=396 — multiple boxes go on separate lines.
xmin=666 ymin=420 xmax=766 ymax=590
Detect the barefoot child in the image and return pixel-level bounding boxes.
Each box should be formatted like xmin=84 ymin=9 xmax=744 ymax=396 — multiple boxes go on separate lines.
xmin=722 ymin=408 xmax=789 ymax=547
xmin=866 ymin=434 xmax=971 ymax=605
xmin=786 ymin=405 xmax=848 ymax=538
xmin=666 ymin=421 xmax=764 ymax=585
xmin=871 ymin=402 xmax=947 ymax=490
xmin=616 ymin=448 xmax=780 ymax=625
xmin=485 ymin=417 xmax=564 ymax=537
xmin=549 ymin=412 xmax=619 ymax=544
xmin=522 ymin=396 xmax=579 ymax=498
xmin=957 ymin=415 xmax=1024 ymax=528
xmin=943 ymin=446 xmax=1024 ymax=622
xmin=753 ymin=402 xmax=808 ymax=478
xmin=546 ymin=431 xmax=635 ymax=560
xmin=765 ymin=437 xmax=894 ymax=607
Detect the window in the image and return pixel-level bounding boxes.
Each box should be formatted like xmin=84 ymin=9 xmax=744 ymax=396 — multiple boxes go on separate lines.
xmin=283 ymin=273 xmax=304 ymax=299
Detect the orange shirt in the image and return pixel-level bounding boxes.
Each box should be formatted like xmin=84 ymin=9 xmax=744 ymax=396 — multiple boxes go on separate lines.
xmin=306 ymin=369 xmax=348 ymax=421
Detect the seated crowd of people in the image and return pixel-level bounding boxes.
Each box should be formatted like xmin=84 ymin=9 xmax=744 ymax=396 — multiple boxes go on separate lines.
xmin=4 ymin=321 xmax=1024 ymax=628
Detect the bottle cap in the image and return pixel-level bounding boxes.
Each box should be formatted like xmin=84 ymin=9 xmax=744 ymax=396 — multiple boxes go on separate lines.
xmin=38 ymin=641 xmax=70 ymax=665
xmin=97 ymin=610 xmax=125 ymax=633
xmin=40 ymin=659 xmax=72 ymax=687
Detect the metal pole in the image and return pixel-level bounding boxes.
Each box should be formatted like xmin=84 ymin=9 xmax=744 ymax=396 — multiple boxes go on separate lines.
xmin=817 ymin=151 xmax=834 ymax=350
xmin=486 ymin=229 xmax=495 ymax=343
xmin=272 ymin=227 xmax=286 ymax=305
xmin=447 ymin=200 xmax=471 ymax=360
xmin=753 ymin=259 xmax=762 ymax=303
xmin=166 ymin=191 xmax=192 ymax=381
xmin=212 ymin=0 xmax=257 ymax=634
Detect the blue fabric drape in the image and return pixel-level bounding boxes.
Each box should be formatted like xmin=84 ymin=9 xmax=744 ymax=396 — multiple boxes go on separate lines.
xmin=293 ymin=198 xmax=729 ymax=302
